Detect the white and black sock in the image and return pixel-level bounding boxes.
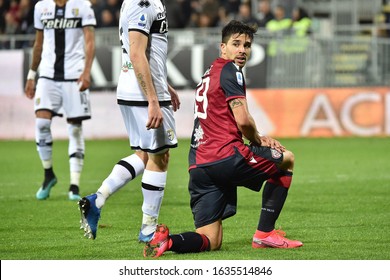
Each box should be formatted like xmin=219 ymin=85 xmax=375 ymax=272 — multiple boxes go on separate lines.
xmin=95 ymin=154 xmax=145 ymax=208
xmin=140 ymin=170 xmax=167 ymax=236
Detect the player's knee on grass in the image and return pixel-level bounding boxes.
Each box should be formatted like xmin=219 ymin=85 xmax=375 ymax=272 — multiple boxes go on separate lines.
xmin=205 ymin=234 xmax=222 ymax=251
xmin=194 ymin=231 xmax=221 ymax=251
xmin=196 ymin=222 xmax=222 ymax=251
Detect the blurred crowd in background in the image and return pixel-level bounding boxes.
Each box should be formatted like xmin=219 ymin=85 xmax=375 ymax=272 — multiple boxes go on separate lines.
xmin=1 ymin=0 xmax=390 ymax=49
xmin=165 ymin=0 xmax=309 ymax=32
xmin=0 ymin=0 xmax=311 ymax=39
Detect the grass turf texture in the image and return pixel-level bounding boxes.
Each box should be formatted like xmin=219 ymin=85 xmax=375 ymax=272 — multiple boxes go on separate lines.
xmin=0 ymin=137 xmax=389 ymax=260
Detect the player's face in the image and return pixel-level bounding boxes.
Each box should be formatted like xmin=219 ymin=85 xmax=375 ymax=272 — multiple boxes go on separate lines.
xmin=220 ymin=33 xmax=252 ymax=68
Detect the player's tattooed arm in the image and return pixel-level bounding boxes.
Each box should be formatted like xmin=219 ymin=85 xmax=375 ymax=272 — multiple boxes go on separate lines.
xmin=129 ymin=30 xmax=162 ymax=129
xmin=129 ymin=35 xmax=157 ymax=100
xmin=229 ymin=98 xmax=244 ymax=109
xmin=230 ymin=98 xmax=285 ymax=152
xmin=136 ymin=73 xmax=149 ymax=96
xmin=230 ymin=97 xmax=263 ymax=146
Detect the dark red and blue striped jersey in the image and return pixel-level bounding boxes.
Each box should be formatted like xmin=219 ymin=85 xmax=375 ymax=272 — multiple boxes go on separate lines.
xmin=189 ymin=57 xmax=252 ymax=169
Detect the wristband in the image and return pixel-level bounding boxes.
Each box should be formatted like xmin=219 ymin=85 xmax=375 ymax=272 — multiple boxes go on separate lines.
xmin=27 ymin=69 xmax=37 ymax=80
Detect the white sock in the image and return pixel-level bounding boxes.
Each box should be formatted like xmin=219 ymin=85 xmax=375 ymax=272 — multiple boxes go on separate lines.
xmin=140 ymin=170 xmax=167 ymax=235
xmin=68 ymin=123 xmax=84 ymax=178
xmin=42 ymin=159 xmax=52 ymax=169
xmin=35 ymin=118 xmax=53 ymax=165
xmin=70 ymin=171 xmax=81 ymax=186
xmin=95 ymin=154 xmax=145 ymax=208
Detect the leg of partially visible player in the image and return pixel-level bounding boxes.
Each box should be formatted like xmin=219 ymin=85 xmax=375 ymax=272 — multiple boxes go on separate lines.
xmin=67 ymin=120 xmax=84 ymax=201
xmin=95 ymin=150 xmax=147 ymax=208
xmin=78 ymin=150 xmax=147 ymax=239
xmin=139 ymin=150 xmax=169 ymax=242
xmin=35 ymin=110 xmax=57 ymax=200
xmin=253 ymin=149 xmax=303 ymax=248
xmin=65 ymin=82 xmax=92 ymax=201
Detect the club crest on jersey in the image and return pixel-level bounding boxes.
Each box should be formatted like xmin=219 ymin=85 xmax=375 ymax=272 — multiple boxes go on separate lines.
xmin=236 ymin=72 xmax=243 ymax=86
xmin=72 ymin=8 xmax=79 ymax=17
xmin=271 ymin=149 xmax=282 ymax=159
xmin=138 ymin=14 xmax=147 ymax=27
xmin=191 ymin=125 xmax=206 ymax=148
xmin=167 ymin=129 xmax=175 ymax=141
xmin=193 ymin=125 xmax=204 ymax=142
xmin=35 ymin=98 xmax=41 ymax=106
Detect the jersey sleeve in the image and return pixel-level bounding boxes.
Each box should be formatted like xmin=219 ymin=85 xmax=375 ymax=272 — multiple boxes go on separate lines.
xmin=34 ymin=2 xmax=43 ymax=30
xmin=126 ymin=3 xmax=156 ymax=36
xmin=81 ymin=1 xmax=97 ymax=27
xmin=220 ymin=62 xmax=246 ymax=100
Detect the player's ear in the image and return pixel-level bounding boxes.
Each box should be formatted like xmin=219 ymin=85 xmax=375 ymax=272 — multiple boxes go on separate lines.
xmin=220 ymin=42 xmax=226 ymax=56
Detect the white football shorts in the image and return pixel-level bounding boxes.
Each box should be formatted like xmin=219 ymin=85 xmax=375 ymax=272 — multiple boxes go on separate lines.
xmin=119 ymin=104 xmax=178 ymax=153
xmin=34 ymin=78 xmax=91 ymax=120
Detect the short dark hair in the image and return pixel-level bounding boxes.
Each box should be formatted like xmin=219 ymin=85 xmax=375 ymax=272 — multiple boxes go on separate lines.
xmin=221 ymin=20 xmax=258 ymax=43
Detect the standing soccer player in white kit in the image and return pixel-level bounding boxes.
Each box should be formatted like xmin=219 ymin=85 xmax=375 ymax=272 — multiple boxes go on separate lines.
xmin=78 ymin=0 xmax=180 ymax=241
xmin=25 ymin=0 xmax=96 ymax=201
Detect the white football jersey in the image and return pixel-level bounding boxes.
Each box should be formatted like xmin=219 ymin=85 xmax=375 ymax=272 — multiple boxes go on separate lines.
xmin=34 ymin=0 xmax=96 ymax=80
xmin=117 ymin=0 xmax=170 ymax=102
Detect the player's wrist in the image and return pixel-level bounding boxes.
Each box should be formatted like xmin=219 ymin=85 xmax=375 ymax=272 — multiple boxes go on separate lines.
xmin=27 ymin=69 xmax=37 ymax=80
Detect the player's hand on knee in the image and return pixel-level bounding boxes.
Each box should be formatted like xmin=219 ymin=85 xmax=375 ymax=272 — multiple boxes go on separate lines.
xmin=260 ymin=136 xmax=285 ymax=153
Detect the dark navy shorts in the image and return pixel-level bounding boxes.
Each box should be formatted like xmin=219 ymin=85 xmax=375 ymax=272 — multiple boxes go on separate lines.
xmin=189 ymin=145 xmax=284 ymax=228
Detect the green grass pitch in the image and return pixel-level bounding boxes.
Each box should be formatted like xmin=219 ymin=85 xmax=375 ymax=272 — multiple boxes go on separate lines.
xmin=0 ymin=137 xmax=389 ymax=260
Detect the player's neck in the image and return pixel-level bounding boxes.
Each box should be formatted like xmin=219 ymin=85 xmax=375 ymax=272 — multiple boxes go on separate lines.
xmin=55 ymin=0 xmax=67 ymax=7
